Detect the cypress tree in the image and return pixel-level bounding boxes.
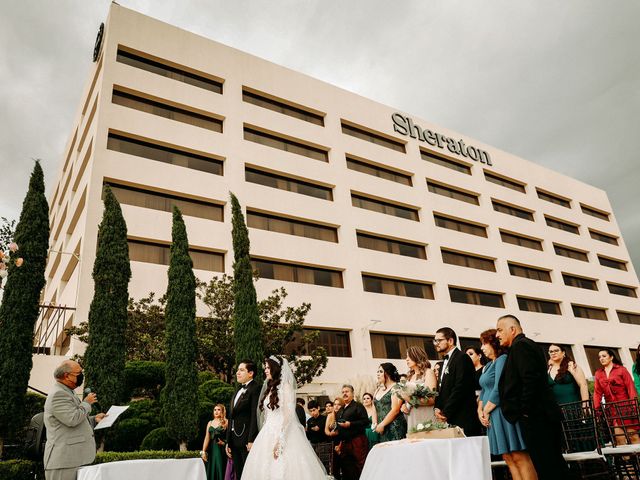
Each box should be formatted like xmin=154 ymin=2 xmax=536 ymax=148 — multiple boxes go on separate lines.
xmin=83 ymin=186 xmax=131 ymax=411
xmin=230 ymin=193 xmax=263 ymax=376
xmin=164 ymin=207 xmax=198 ymax=451
xmin=0 ymin=161 xmax=49 ymax=455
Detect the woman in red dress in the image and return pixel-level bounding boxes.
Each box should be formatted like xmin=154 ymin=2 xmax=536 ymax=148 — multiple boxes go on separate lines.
xmin=593 ymin=348 xmax=639 ymax=445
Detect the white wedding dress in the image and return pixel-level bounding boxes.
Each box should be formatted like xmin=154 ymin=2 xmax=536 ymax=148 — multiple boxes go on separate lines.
xmin=241 ymin=358 xmax=328 ymax=480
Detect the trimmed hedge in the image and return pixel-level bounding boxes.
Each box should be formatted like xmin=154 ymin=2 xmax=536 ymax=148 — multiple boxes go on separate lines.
xmin=140 ymin=427 xmax=176 ymax=451
xmin=94 ymin=450 xmax=200 ymax=464
xmin=124 ymin=361 xmax=165 ymax=398
xmin=0 ymin=459 xmax=43 ymax=480
xmin=198 ymin=371 xmax=217 ymax=385
xmin=198 ymin=380 xmax=234 ymax=406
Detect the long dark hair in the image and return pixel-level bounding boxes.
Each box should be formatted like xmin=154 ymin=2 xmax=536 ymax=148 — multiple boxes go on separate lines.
xmin=260 ymin=357 xmax=282 ymax=411
xmin=599 ymin=348 xmax=622 ymax=367
xmin=549 ymin=344 xmax=572 ymax=379
xmin=380 ymin=362 xmax=401 ymax=383
xmin=635 ymin=345 xmax=640 ymax=376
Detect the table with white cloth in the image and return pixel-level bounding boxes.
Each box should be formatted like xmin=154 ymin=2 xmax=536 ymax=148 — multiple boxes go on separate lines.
xmin=361 ymin=436 xmax=491 ymax=480
xmin=77 ymin=458 xmax=206 ymax=480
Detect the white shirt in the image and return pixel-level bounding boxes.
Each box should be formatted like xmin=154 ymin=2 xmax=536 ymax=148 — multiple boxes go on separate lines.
xmin=440 ymin=347 xmax=459 ymax=386
xmin=233 ymin=379 xmax=253 ymax=406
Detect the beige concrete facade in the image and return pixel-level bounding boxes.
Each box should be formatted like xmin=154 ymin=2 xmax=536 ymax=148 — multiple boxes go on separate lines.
xmin=38 ymin=4 xmax=640 ymax=396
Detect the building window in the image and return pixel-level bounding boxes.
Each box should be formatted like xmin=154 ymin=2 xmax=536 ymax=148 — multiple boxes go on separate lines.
xmin=598 ymin=255 xmax=627 ymax=271
xmin=449 ymin=287 xmax=504 ymax=308
xmin=618 ymin=311 xmax=640 ymax=326
xmin=346 ymin=155 xmax=412 ymax=186
xmin=434 ymin=213 xmax=487 ymax=237
xmin=427 ymin=180 xmax=479 ymax=205
xmin=420 ymin=149 xmax=471 ymax=175
xmin=112 ymin=88 xmax=223 ymax=132
xmin=341 ymin=121 xmax=406 ymax=153
xmin=607 ymin=282 xmax=637 ymax=298
xmin=581 ymin=204 xmax=610 ymax=222
xmin=442 ymin=249 xmax=495 ymax=272
xmin=585 ymin=346 xmax=618 ymax=374
xmin=572 ymin=304 xmax=608 ymax=321
xmin=242 ymin=88 xmax=324 ymax=126
xmin=545 ymin=216 xmax=580 ymax=235
xmin=517 ymin=296 xmax=561 ymax=315
xmin=484 ymin=171 xmax=526 ymax=193
xmin=107 ymin=132 xmax=223 ymax=176
xmin=116 ymin=47 xmax=223 ymax=94
xmin=508 ymin=263 xmax=552 ymax=282
xmin=356 ymin=232 xmax=426 ymax=259
xmin=252 ymin=258 xmax=343 ymax=288
xmin=492 ymin=200 xmax=534 ymax=221
xmin=352 ymin=193 xmax=419 ymax=221
xmin=536 ymin=189 xmax=571 ymax=208
xmin=562 ymin=273 xmax=598 ymax=291
xmin=589 ymin=229 xmax=619 ymax=246
xmin=303 ymin=328 xmax=351 ymax=357
xmin=243 ymin=126 xmax=328 ymax=162
xmin=362 ymin=274 xmax=434 ymax=299
xmin=500 ymin=230 xmax=543 ymax=251
xmin=128 ymin=239 xmax=224 ymax=272
xmin=370 ymin=332 xmax=437 ymax=360
xmin=106 ymin=182 xmax=223 ymax=221
xmin=554 ymin=244 xmax=589 ymax=262
xmin=245 ymin=167 xmax=332 ymax=200
xmin=247 ymin=210 xmax=338 ymax=243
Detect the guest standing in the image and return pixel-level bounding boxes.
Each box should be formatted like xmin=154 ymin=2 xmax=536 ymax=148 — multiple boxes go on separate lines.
xmin=433 ymin=327 xmax=482 ymax=436
xmin=306 ymin=400 xmax=327 ymax=444
xmin=325 ymin=397 xmax=344 ymax=479
xmin=401 ymin=346 xmax=437 ymax=432
xmin=632 ymin=344 xmax=640 ymax=397
xmin=362 ymin=393 xmax=379 ymax=449
xmin=593 ymin=348 xmax=639 ymax=444
xmin=374 ymin=363 xmax=407 ymax=441
xmin=497 ymin=315 xmax=569 ymax=479
xmin=336 ymin=385 xmax=369 ymax=480
xmin=201 ymin=404 xmax=228 ymax=480
xmin=478 ymin=329 xmax=535 ymax=480
xmin=466 ymin=346 xmax=484 ymax=396
xmin=547 ymin=344 xmax=589 ymax=404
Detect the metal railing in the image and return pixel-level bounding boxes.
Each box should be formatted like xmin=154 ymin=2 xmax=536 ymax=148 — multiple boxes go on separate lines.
xmin=32 ymin=303 xmax=76 ymax=355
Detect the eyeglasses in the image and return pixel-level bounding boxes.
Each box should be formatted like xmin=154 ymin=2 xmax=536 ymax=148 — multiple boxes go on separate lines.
xmin=433 ymin=338 xmax=447 ymax=345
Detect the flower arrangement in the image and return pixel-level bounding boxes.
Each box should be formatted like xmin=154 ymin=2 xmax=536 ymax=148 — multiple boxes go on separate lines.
xmin=393 ymin=381 xmax=438 ymax=407
xmin=0 ymin=242 xmax=23 ymax=288
xmin=410 ymin=420 xmax=450 ymax=434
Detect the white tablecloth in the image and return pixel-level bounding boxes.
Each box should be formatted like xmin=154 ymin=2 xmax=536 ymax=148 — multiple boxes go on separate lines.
xmin=361 ymin=436 xmax=491 ymax=480
xmin=77 ymin=458 xmax=206 ymax=480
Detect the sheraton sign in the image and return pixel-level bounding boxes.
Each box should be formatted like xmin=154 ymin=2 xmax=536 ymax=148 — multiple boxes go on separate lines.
xmin=392 ymin=113 xmax=492 ymax=166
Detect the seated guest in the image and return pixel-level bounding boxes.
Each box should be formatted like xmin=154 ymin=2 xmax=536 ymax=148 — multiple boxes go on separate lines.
xmin=374 ymin=363 xmax=407 ymax=442
xmin=306 ymin=400 xmax=327 ymax=444
xmin=478 ymin=329 xmax=535 ymax=480
xmin=362 ymin=392 xmax=379 ymax=449
xmin=547 ymin=344 xmax=589 ymax=404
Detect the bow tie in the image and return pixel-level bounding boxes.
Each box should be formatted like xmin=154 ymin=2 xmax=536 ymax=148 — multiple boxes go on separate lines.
xmin=443 ymin=354 xmax=450 ymax=360
xmin=241 ymin=383 xmax=249 ymax=389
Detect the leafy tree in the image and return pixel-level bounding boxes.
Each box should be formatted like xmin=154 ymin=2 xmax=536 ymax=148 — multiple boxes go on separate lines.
xmin=0 ymin=161 xmax=49 ymax=456
xmin=125 ymin=294 xmax=166 ymax=362
xmin=163 ymin=207 xmax=198 ymax=451
xmin=0 ymin=217 xmax=16 ymax=254
xmin=84 ymin=186 xmax=131 ymax=412
xmin=230 ymin=193 xmax=263 ymax=378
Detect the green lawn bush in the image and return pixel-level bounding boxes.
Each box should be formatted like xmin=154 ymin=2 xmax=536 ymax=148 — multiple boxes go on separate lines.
xmin=198 ymin=379 xmax=233 ymax=406
xmin=140 ymin=427 xmax=176 ymax=451
xmin=124 ymin=361 xmax=165 ymax=398
xmin=198 ymin=371 xmax=217 ymax=385
xmin=105 ymin=418 xmax=153 ymax=452
xmin=0 ymin=459 xmax=43 ymax=480
xmin=94 ymin=450 xmax=199 ymax=464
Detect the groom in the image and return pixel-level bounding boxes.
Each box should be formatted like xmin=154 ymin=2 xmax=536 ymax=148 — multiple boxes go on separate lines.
xmin=226 ymin=359 xmax=261 ymax=479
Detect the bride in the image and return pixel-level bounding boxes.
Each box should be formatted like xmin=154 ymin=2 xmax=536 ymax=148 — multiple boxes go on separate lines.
xmin=241 ymin=356 xmax=329 ymax=480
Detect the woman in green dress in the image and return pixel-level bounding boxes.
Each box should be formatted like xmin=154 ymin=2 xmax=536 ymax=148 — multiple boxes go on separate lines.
xmin=374 ymin=363 xmax=407 ymax=442
xmin=362 ymin=392 xmax=380 ymax=449
xmin=547 ymin=344 xmax=589 ymax=404
xmin=200 ymin=404 xmax=228 ymax=480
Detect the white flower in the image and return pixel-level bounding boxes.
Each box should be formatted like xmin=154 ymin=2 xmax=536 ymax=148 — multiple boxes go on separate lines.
xmin=416 ymin=423 xmax=425 ymax=431
xmin=0 ymin=269 xmax=7 ymax=278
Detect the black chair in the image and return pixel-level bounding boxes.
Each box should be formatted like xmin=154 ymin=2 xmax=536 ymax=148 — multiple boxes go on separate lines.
xmin=599 ymin=398 xmax=640 ymax=478
xmin=559 ymin=400 xmax=611 ymax=479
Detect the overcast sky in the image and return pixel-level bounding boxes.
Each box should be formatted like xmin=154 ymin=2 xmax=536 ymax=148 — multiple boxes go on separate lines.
xmin=1 ymin=1 xmax=638 ymax=271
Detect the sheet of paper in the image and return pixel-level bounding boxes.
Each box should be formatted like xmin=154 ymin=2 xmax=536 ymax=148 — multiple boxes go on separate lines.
xmin=94 ymin=405 xmax=129 ymax=430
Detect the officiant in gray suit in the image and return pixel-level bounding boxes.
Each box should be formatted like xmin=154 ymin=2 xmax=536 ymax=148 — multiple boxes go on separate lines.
xmin=43 ymin=360 xmax=106 ymax=480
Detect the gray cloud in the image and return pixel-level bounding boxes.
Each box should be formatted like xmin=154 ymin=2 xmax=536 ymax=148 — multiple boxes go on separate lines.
xmin=1 ymin=0 xmax=638 ymax=273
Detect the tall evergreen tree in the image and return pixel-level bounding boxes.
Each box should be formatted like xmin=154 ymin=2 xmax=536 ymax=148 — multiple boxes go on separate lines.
xmin=0 ymin=161 xmax=49 ymax=455
xmin=83 ymin=186 xmax=131 ymax=412
xmin=164 ymin=207 xmax=198 ymax=451
xmin=230 ymin=193 xmax=263 ymax=376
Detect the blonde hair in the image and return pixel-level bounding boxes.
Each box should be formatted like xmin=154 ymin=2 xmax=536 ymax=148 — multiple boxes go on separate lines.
xmin=406 ymin=345 xmax=431 ymax=379
xmin=213 ymin=403 xmax=228 ymax=428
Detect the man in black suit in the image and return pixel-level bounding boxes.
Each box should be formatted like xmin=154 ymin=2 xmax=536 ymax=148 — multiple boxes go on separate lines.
xmin=226 ymin=359 xmax=261 ymax=479
xmin=433 ymin=327 xmax=481 ymax=436
xmin=497 ymin=315 xmax=569 ymax=479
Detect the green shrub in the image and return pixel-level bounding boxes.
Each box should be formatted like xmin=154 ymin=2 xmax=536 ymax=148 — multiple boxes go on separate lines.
xmin=3 ymin=392 xmax=47 ymax=460
xmin=124 ymin=361 xmax=165 ymax=398
xmin=94 ymin=450 xmax=199 ymax=464
xmin=0 ymin=459 xmax=43 ymax=480
xmin=140 ymin=427 xmax=176 ymax=451
xmin=198 ymin=380 xmax=234 ymax=406
xmin=121 ymin=398 xmax=162 ymax=428
xmin=105 ymin=418 xmax=153 ymax=452
xmin=198 ymin=371 xmax=217 ymax=385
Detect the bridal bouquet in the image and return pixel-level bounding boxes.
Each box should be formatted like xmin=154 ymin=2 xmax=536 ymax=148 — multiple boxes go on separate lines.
xmin=393 ymin=381 xmax=438 ymax=408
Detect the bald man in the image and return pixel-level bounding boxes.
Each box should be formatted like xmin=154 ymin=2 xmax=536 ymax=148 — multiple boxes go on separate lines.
xmin=43 ymin=360 xmax=106 ymax=480
xmin=496 ymin=315 xmax=568 ymax=479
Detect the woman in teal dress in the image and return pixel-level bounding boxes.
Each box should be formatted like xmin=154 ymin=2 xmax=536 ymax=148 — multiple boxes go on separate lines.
xmin=200 ymin=404 xmax=228 ymax=480
xmin=547 ymin=344 xmax=589 ymax=404
xmin=362 ymin=392 xmax=380 ymax=449
xmin=478 ymin=329 xmax=536 ymax=480
xmin=373 ymin=363 xmax=407 ymax=442
xmin=632 ymin=344 xmax=640 ymax=397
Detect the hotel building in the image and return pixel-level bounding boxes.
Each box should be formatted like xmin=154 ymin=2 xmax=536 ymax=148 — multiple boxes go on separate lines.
xmin=34 ymin=4 xmax=640 ymax=395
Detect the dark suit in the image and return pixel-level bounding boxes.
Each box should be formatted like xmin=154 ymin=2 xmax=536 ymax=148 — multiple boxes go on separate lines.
xmin=226 ymin=380 xmax=261 ymax=478
xmin=434 ymin=348 xmax=481 ymax=436
xmin=499 ymin=333 xmax=568 ymax=479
